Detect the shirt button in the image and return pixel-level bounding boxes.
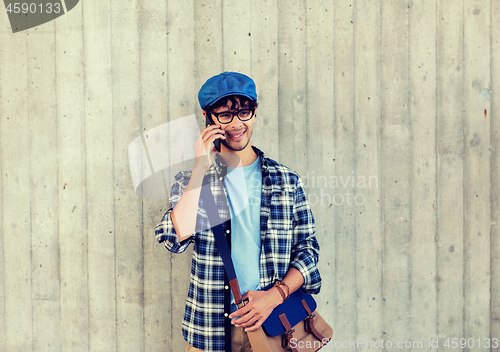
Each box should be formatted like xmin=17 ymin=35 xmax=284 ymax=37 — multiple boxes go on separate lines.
xmin=224 ymin=313 xmax=229 ymax=317
xmin=225 ymin=285 xmax=229 ymax=290
xmin=226 ymin=230 xmax=230 ymax=234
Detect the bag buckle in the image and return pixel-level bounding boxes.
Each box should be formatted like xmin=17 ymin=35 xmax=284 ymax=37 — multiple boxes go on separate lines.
xmin=282 ymin=329 xmax=295 ymax=348
xmin=237 ymin=298 xmax=249 ymax=309
xmin=304 ymin=314 xmax=316 ymax=333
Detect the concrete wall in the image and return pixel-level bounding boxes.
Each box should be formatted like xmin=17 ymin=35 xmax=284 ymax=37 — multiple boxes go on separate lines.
xmin=0 ymin=0 xmax=499 ymax=351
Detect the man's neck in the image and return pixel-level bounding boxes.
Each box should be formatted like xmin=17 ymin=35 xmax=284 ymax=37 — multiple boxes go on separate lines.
xmin=218 ymin=144 xmax=258 ymax=167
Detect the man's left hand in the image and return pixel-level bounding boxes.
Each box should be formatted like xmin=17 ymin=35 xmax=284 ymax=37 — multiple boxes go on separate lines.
xmin=228 ymin=288 xmax=283 ymax=332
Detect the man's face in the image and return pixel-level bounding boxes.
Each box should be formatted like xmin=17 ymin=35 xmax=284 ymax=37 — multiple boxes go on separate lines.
xmin=210 ymin=96 xmax=255 ymax=152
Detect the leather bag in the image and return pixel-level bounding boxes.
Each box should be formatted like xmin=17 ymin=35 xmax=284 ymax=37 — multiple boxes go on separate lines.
xmin=255 ymin=288 xmax=333 ymax=352
xmin=246 ymin=286 xmax=333 ymax=352
xmin=200 ymin=176 xmax=333 ymax=352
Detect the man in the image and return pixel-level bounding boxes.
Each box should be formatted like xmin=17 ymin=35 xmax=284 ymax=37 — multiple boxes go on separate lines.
xmin=155 ymin=72 xmax=322 ymax=352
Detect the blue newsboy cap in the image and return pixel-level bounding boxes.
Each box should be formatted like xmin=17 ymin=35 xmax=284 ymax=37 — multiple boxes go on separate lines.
xmin=198 ymin=72 xmax=257 ymax=110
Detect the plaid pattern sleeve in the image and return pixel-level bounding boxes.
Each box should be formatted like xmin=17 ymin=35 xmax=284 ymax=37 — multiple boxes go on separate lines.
xmin=258 ymin=157 xmax=322 ymax=294
xmin=155 ymin=170 xmax=195 ymax=253
xmin=154 ymin=146 xmax=322 ymax=352
xmin=289 ymin=176 xmax=322 ymax=294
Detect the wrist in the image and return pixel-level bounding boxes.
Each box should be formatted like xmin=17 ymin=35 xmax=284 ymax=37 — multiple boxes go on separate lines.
xmin=270 ymin=287 xmax=284 ymax=307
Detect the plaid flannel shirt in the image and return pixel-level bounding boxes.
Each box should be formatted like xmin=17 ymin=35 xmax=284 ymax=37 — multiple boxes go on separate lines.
xmin=155 ymin=146 xmax=322 ymax=352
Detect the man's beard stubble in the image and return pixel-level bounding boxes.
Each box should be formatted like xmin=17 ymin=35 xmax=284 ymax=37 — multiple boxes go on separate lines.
xmin=221 ymin=129 xmax=252 ymax=152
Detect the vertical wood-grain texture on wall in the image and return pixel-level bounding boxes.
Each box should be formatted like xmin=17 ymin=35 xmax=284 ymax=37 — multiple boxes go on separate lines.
xmin=0 ymin=0 xmax=499 ymax=351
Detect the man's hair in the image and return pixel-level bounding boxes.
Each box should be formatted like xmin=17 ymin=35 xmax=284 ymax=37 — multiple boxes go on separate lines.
xmin=206 ymin=95 xmax=258 ymax=112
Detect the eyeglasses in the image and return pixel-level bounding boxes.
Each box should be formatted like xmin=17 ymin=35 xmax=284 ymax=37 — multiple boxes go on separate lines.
xmin=208 ymin=108 xmax=255 ymax=124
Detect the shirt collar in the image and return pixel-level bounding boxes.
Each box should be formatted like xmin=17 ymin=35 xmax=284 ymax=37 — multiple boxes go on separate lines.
xmin=213 ymin=145 xmax=270 ymax=176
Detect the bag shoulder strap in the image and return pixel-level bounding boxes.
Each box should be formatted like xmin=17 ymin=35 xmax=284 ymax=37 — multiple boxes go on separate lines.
xmin=200 ymin=176 xmax=244 ymax=306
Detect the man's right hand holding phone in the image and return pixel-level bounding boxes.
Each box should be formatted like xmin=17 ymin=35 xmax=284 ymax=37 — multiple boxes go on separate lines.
xmin=194 ymin=124 xmax=226 ymax=172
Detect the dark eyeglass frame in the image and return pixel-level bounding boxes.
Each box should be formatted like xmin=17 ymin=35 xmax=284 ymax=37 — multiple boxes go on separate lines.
xmin=207 ymin=108 xmax=256 ymax=124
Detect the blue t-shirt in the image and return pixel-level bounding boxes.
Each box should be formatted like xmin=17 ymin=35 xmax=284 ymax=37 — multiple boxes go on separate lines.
xmin=224 ymin=157 xmax=262 ymax=312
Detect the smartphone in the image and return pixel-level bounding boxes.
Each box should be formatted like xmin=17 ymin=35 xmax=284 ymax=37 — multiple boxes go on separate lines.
xmin=205 ymin=114 xmax=222 ymax=152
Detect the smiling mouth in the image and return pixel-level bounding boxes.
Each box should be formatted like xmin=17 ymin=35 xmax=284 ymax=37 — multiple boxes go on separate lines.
xmin=227 ymin=130 xmax=245 ymax=138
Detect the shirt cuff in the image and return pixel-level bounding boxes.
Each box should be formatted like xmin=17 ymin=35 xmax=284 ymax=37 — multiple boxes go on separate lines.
xmin=289 ymin=254 xmax=322 ymax=295
xmin=156 ymin=209 xmax=194 ymax=253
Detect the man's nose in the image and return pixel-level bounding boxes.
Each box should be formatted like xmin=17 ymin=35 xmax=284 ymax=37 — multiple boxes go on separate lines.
xmin=228 ymin=115 xmax=244 ymax=129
